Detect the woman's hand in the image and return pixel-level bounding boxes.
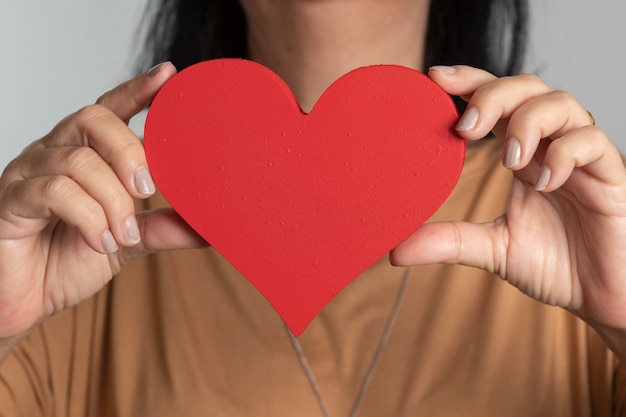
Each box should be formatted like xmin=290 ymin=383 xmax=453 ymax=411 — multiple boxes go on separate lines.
xmin=0 ymin=62 xmax=205 ymax=344
xmin=391 ymin=65 xmax=626 ymax=336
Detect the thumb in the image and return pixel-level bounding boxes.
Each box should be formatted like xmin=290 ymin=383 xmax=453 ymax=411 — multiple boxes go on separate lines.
xmin=389 ymin=219 xmax=507 ymax=276
xmin=118 ymin=208 xmax=208 ymax=264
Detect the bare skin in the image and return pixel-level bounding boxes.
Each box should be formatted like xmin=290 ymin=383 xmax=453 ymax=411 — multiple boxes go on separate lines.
xmin=1 ymin=0 xmax=626 ymax=370
xmin=240 ymin=0 xmax=430 ymax=111
xmin=0 ymin=64 xmax=207 ymax=362
xmin=393 ymin=66 xmax=626 ymax=363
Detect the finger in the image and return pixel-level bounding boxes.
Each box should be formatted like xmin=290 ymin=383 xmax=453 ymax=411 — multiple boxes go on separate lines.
xmin=503 ymin=90 xmax=596 ymax=170
xmin=428 ymin=65 xmax=497 ymax=99
xmin=0 ymin=176 xmax=115 ymax=254
xmin=96 ymin=61 xmax=177 ymax=123
xmin=117 ymin=208 xmax=208 ymax=265
xmin=429 ymin=66 xmax=552 ymax=141
xmin=390 ymin=220 xmax=506 ymax=277
xmin=534 ymin=126 xmax=626 ymax=198
xmin=11 ymin=145 xmax=140 ymax=247
xmin=41 ymin=106 xmax=154 ymax=198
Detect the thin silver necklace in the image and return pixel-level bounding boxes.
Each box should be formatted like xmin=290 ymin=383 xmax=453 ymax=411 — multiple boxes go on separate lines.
xmin=287 ymin=267 xmax=411 ymax=417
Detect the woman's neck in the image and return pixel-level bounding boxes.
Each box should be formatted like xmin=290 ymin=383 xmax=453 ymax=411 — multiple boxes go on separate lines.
xmin=241 ymin=0 xmax=430 ymax=112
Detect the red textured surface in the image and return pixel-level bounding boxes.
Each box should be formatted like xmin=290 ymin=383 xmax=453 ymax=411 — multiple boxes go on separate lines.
xmin=144 ymin=59 xmax=465 ymax=335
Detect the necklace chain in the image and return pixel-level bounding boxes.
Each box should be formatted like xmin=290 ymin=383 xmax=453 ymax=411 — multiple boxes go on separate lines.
xmin=287 ymin=267 xmax=412 ymax=417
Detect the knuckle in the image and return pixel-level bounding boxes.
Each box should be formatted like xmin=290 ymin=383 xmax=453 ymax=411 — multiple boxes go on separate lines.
xmin=0 ymin=178 xmax=18 ymax=206
xmin=509 ymin=73 xmax=551 ymax=97
xmin=547 ymin=90 xmax=579 ymax=114
xmin=1 ymin=141 xmax=44 ymax=179
xmin=548 ymin=90 xmax=575 ymax=103
xmin=105 ymin=187 xmax=134 ymax=215
xmin=516 ymin=72 xmax=544 ymax=86
xmin=117 ymin=137 xmax=143 ymax=156
xmin=38 ymin=175 xmax=74 ymax=200
xmin=35 ymin=176 xmax=106 ymax=226
xmin=57 ymin=146 xmax=99 ymax=171
xmin=585 ymin=125 xmax=610 ymax=146
xmin=79 ymin=198 xmax=106 ymax=227
xmin=510 ymin=72 xmax=551 ymax=92
xmin=451 ymin=222 xmax=464 ymax=264
xmin=75 ymin=104 xmax=113 ymax=127
xmin=1 ymin=156 xmax=23 ymax=180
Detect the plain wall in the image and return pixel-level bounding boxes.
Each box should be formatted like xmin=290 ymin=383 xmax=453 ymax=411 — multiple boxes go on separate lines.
xmin=1 ymin=0 xmax=625 ymax=171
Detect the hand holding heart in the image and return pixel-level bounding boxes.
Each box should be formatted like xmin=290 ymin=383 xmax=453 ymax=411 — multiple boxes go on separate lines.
xmin=0 ymin=62 xmax=206 ymax=345
xmin=0 ymin=62 xmax=625 ymax=349
xmin=392 ymin=66 xmax=626 ymax=340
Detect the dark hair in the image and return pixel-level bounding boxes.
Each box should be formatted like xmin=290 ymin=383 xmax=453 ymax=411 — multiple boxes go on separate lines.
xmin=139 ymin=1 xmax=248 ymax=73
xmin=139 ymin=0 xmax=528 ymax=93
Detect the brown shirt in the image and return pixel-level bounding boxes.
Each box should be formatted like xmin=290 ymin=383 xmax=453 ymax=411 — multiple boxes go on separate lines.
xmin=1 ymin=139 xmax=624 ymax=416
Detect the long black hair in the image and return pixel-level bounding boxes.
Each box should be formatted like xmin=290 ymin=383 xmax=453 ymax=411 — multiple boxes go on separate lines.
xmin=139 ymin=0 xmax=528 ymax=87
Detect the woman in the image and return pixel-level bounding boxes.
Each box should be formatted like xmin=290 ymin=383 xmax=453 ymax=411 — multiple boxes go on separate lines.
xmin=1 ymin=0 xmax=625 ymax=415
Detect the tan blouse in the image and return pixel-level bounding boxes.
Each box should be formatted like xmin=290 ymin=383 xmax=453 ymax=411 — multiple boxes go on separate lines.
xmin=1 ymin=139 xmax=624 ymax=416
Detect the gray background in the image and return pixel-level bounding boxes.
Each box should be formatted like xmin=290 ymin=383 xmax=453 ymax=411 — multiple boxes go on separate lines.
xmin=1 ymin=0 xmax=625 ymax=170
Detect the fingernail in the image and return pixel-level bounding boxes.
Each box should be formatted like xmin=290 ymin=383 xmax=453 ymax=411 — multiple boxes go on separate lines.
xmin=124 ymin=216 xmax=141 ymax=245
xmin=503 ymin=137 xmax=521 ymax=169
xmin=147 ymin=62 xmax=169 ymax=76
xmin=456 ymin=107 xmax=479 ymax=131
xmin=534 ymin=166 xmax=551 ymax=191
xmin=429 ymin=65 xmax=456 ymax=74
xmin=135 ymin=166 xmax=156 ymax=195
xmin=101 ymin=229 xmax=119 ymax=253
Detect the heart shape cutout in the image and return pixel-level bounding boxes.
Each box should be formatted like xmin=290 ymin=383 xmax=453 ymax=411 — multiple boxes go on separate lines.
xmin=144 ymin=59 xmax=465 ymax=335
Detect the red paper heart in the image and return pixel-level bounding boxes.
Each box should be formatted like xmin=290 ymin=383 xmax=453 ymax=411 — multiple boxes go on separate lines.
xmin=144 ymin=59 xmax=465 ymax=335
